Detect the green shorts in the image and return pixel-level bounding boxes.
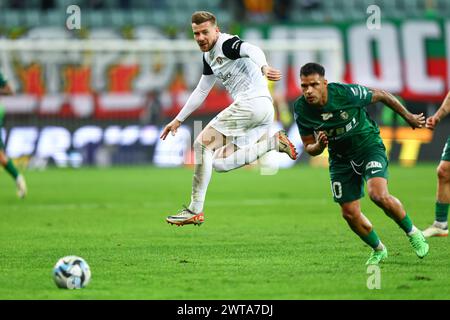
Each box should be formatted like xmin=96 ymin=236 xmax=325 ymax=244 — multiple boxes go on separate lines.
xmin=441 ymin=136 xmax=450 ymax=162
xmin=329 ymin=147 xmax=389 ymax=203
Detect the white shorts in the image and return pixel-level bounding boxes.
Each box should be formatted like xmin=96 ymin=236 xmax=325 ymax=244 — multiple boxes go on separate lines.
xmin=209 ymin=96 xmax=275 ymax=148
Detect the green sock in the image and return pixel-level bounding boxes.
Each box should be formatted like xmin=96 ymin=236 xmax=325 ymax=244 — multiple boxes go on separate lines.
xmin=4 ymin=159 xmax=19 ymax=180
xmin=360 ymin=230 xmax=381 ymax=249
xmin=0 ymin=106 xmax=5 ymax=126
xmin=398 ymin=213 xmax=413 ymax=234
xmin=435 ymin=202 xmax=449 ymax=223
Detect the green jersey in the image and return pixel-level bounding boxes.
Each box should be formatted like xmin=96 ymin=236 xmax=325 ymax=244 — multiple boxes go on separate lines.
xmin=294 ymin=82 xmax=384 ymax=160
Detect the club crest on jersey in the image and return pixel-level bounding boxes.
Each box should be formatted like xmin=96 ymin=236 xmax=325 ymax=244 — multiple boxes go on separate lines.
xmin=216 ymin=57 xmax=223 ymax=64
xmin=340 ymin=111 xmax=349 ymax=120
xmin=321 ymin=113 xmax=333 ymax=121
xmin=217 ymin=72 xmax=232 ymax=81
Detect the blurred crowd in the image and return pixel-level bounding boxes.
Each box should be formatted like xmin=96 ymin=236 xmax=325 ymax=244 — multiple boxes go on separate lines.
xmin=3 ymin=0 xmax=447 ymax=27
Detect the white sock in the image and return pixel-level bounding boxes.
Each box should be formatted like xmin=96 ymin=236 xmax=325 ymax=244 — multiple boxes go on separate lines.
xmin=375 ymin=242 xmax=385 ymax=251
xmin=213 ymin=136 xmax=276 ymax=172
xmin=433 ymin=220 xmax=448 ymax=229
xmin=407 ymin=225 xmax=418 ymax=236
xmin=188 ymin=142 xmax=213 ymax=214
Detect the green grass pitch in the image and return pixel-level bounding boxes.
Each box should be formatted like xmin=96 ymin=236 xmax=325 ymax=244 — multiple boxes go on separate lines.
xmin=0 ymin=164 xmax=449 ymax=299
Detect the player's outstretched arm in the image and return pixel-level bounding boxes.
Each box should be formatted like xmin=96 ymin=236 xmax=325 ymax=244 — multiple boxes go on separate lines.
xmin=160 ymin=75 xmax=216 ymax=140
xmin=426 ymin=90 xmax=450 ymax=130
xmin=301 ymin=132 xmax=328 ymax=156
xmin=371 ymin=88 xmax=425 ymax=129
xmin=160 ymin=119 xmax=182 ymax=140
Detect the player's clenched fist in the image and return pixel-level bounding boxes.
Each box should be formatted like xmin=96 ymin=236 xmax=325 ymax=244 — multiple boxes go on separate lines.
xmin=425 ymin=115 xmax=440 ymax=130
xmin=316 ymin=131 xmax=328 ymax=148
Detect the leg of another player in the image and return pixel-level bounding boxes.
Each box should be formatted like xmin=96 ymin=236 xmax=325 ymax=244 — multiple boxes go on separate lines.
xmin=340 ymin=200 xmax=387 ymax=265
xmin=424 ymin=161 xmax=450 ymax=237
xmin=367 ymin=177 xmax=429 ymax=258
xmin=436 ymin=161 xmax=450 ymax=218
xmin=0 ymin=150 xmax=18 ymax=179
xmin=435 ymin=161 xmax=450 ymax=225
xmin=0 ymin=150 xmax=26 ymax=198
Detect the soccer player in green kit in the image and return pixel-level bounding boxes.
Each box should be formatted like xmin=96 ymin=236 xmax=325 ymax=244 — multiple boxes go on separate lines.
xmin=294 ymin=63 xmax=428 ymax=265
xmin=0 ymin=71 xmax=27 ymax=198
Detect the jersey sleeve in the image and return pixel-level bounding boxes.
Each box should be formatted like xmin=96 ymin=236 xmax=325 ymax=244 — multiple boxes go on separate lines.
xmin=222 ymin=36 xmax=244 ymax=60
xmin=202 ymin=55 xmax=213 ymax=75
xmin=239 ymin=42 xmax=268 ymax=69
xmin=293 ymin=100 xmax=314 ymax=136
xmin=0 ymin=72 xmax=7 ymax=88
xmin=343 ymin=83 xmax=373 ymax=107
xmin=175 ymin=74 xmax=216 ymax=122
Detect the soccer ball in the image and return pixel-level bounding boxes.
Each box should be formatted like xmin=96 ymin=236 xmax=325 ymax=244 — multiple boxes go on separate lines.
xmin=53 ymin=256 xmax=91 ymax=289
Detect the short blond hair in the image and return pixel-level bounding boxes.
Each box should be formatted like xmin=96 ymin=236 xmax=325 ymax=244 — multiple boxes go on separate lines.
xmin=191 ymin=11 xmax=217 ymax=25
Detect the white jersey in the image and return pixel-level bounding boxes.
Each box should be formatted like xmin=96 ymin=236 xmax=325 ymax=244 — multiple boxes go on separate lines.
xmin=202 ymin=33 xmax=271 ymax=101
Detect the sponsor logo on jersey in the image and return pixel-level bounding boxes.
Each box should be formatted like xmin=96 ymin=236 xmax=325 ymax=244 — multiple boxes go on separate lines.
xmin=340 ymin=111 xmax=349 ymax=120
xmin=366 ymin=161 xmax=382 ymax=170
xmin=217 ymin=72 xmax=232 ymax=81
xmin=216 ymin=57 xmax=223 ymax=65
xmin=323 ymin=117 xmax=358 ymax=138
xmin=321 ymin=113 xmax=333 ymax=121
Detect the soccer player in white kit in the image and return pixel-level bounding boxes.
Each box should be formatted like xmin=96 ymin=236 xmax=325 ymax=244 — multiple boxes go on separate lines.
xmin=160 ymin=11 xmax=298 ymax=226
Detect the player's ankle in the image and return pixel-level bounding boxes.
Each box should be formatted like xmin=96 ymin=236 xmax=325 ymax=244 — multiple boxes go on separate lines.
xmin=374 ymin=242 xmax=385 ymax=251
xmin=407 ymin=226 xmax=419 ymax=236
xmin=188 ymin=202 xmax=203 ymax=214
xmin=434 ymin=220 xmax=448 ymax=229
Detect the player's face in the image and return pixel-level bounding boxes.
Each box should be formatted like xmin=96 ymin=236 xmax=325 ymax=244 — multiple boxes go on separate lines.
xmin=300 ymin=74 xmax=328 ymax=106
xmin=192 ymin=21 xmax=219 ymax=52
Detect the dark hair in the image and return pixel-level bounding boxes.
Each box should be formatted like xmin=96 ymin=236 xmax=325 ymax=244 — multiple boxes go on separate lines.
xmin=300 ymin=62 xmax=325 ymax=77
xmin=192 ymin=11 xmax=217 ymax=25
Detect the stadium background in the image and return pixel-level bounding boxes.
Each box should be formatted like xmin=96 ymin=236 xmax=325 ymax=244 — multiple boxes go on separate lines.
xmin=1 ymin=0 xmax=450 ymax=302
xmin=0 ymin=0 xmax=449 ymax=170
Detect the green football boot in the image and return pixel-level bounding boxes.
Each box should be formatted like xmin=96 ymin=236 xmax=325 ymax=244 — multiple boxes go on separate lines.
xmin=409 ymin=231 xmax=429 ymax=259
xmin=365 ymin=248 xmax=388 ymax=265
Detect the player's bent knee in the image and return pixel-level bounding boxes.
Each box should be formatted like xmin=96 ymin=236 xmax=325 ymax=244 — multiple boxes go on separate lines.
xmin=368 ymin=191 xmax=389 ymax=206
xmin=342 ymin=210 xmax=358 ymax=222
xmin=437 ymin=164 xmax=450 ymax=183
xmin=341 ymin=206 xmax=360 ymax=222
